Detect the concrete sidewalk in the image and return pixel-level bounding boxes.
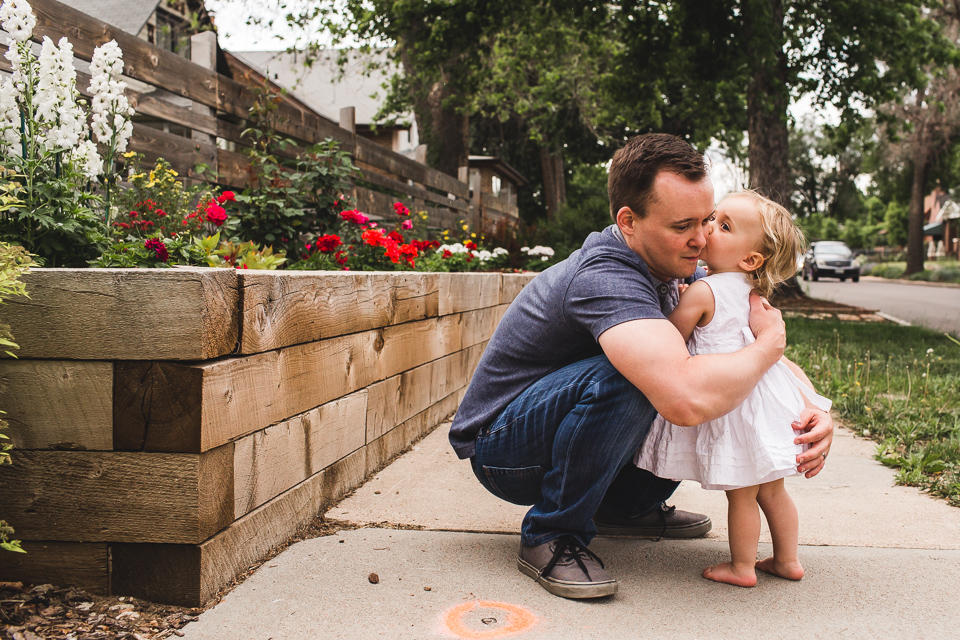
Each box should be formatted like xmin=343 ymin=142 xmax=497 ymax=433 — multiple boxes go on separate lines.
xmin=182 ymin=425 xmax=960 ymax=640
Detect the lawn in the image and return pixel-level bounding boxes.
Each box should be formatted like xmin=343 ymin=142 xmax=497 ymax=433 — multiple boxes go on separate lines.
xmin=861 ymin=259 xmax=960 ymax=283
xmin=786 ymin=317 xmax=960 ymax=506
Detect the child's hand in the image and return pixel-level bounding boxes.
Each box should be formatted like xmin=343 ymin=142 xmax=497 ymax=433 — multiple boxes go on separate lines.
xmin=678 ymin=283 xmax=689 ymax=295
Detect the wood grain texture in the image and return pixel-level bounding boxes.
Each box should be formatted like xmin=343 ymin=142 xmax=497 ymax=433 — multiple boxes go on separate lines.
xmin=365 ymin=392 xmax=460 ymax=477
xmin=439 ymin=273 xmax=502 ymax=315
xmin=3 ymin=268 xmax=238 ymax=360
xmin=501 ymin=273 xmax=537 ymax=305
xmin=115 ymin=309 xmax=496 ymax=453
xmin=128 ymin=122 xmax=218 ymax=180
xmin=239 ymin=272 xmax=440 ymax=354
xmin=0 ymin=447 xmax=234 ymax=544
xmin=0 ymin=542 xmax=109 ymax=594
xmin=111 ymin=448 xmax=367 ymax=606
xmin=0 ymin=361 xmax=113 ymax=450
xmin=31 ymin=0 xmax=218 ymax=109
xmin=233 ymin=391 xmax=368 ymax=517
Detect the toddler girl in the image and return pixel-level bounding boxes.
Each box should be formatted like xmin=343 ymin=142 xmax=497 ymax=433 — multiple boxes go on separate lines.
xmin=634 ymin=190 xmax=831 ymax=587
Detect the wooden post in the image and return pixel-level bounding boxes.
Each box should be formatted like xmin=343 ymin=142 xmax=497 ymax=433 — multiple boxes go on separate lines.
xmin=191 ymin=30 xmax=218 ymax=177
xmin=340 ymin=107 xmax=356 ymax=133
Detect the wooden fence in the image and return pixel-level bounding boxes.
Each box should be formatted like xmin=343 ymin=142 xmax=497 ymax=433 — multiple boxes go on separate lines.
xmin=3 ymin=0 xmax=473 ymax=230
xmin=0 ymin=268 xmax=535 ymax=605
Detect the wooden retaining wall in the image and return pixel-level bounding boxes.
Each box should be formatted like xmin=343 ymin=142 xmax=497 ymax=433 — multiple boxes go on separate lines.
xmin=0 ymin=268 xmax=535 ymax=606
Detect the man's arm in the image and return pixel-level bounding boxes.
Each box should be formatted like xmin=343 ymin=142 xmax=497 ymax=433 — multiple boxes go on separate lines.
xmin=598 ymin=295 xmax=786 ymax=426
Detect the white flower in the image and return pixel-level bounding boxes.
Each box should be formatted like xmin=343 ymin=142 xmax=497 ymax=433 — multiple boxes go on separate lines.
xmin=527 ymin=245 xmax=555 ymax=257
xmin=926 ymin=348 xmax=934 ymax=355
xmin=88 ymin=40 xmax=134 ymax=153
xmin=437 ymin=242 xmax=469 ymax=254
xmin=0 ymin=0 xmax=36 ymax=43
xmin=36 ymin=36 xmax=84 ymax=151
xmin=521 ymin=246 xmax=530 ymax=252
xmin=0 ymin=78 xmax=19 ymax=150
xmin=541 ymin=256 xmax=549 ymax=261
xmin=69 ymin=138 xmax=102 ymax=179
xmin=492 ymin=247 xmax=509 ymax=256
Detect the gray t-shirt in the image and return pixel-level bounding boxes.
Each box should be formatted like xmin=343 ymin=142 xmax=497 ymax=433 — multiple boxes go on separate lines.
xmin=449 ymin=225 xmax=703 ymax=459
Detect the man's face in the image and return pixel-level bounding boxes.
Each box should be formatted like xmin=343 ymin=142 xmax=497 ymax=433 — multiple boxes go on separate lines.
xmin=618 ymin=172 xmax=715 ymax=282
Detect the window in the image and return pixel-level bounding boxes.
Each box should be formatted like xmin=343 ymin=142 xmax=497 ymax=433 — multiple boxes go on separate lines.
xmin=491 ymin=175 xmax=501 ymax=198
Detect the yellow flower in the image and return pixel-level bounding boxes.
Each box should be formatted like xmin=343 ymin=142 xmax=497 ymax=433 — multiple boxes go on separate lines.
xmin=462 ymin=224 xmax=469 ymax=231
xmin=471 ymin=233 xmax=477 ymax=238
xmin=130 ymin=173 xmax=146 ymax=180
xmin=122 ymin=151 xmax=136 ymax=158
xmin=170 ymin=170 xmax=179 ymax=177
xmin=865 ymin=407 xmax=872 ymax=411
xmin=149 ymin=171 xmax=155 ymax=181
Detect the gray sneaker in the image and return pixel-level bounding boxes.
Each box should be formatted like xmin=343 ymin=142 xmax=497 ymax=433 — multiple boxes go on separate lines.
xmin=593 ymin=503 xmax=712 ymax=539
xmin=517 ymin=536 xmax=617 ymax=599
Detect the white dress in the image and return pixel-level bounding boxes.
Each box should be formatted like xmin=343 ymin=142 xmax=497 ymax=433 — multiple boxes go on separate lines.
xmin=633 ymin=272 xmax=832 ymax=491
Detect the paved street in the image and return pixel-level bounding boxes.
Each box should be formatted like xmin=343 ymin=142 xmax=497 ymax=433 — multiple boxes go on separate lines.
xmin=801 ymin=277 xmax=960 ymax=336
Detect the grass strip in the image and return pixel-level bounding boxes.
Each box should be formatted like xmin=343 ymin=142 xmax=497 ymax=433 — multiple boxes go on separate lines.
xmin=785 ymin=317 xmax=960 ymax=507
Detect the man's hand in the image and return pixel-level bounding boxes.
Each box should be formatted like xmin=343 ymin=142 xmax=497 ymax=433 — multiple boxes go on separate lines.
xmin=793 ymin=407 xmax=834 ymax=478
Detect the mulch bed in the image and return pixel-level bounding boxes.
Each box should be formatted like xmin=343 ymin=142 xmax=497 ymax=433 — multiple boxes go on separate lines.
xmin=0 ymin=582 xmax=198 ymax=639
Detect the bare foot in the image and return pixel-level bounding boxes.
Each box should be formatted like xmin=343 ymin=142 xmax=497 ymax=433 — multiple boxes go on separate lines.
xmin=756 ymin=557 xmax=804 ymax=580
xmin=702 ymin=562 xmax=757 ymax=587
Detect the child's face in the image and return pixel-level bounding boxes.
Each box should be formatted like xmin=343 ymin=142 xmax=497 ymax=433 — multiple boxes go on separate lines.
xmin=699 ymin=196 xmax=765 ymax=274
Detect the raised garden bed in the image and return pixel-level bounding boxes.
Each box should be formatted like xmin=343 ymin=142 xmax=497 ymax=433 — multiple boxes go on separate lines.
xmin=0 ymin=268 xmax=534 ymax=606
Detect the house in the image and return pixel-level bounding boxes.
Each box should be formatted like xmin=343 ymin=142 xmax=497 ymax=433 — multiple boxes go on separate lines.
xmin=229 ymin=50 xmax=419 ymax=158
xmin=467 ymin=156 xmax=527 ymax=233
xmin=58 ymin=0 xmax=215 ymax=58
xmin=923 ymin=186 xmax=960 ymax=259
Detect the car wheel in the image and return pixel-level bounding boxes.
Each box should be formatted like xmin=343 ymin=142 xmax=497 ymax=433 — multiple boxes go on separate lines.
xmin=811 ymin=270 xmax=819 ymax=282
xmin=852 ymin=275 xmax=859 ymax=283
xmin=802 ymin=269 xmax=809 ymax=281
xmin=840 ymin=277 xmax=846 ymax=282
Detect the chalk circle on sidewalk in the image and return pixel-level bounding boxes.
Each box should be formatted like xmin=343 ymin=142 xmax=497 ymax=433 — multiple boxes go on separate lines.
xmin=442 ymin=600 xmax=538 ymax=639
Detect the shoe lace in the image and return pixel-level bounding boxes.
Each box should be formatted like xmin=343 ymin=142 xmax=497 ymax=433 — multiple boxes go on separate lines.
xmin=539 ymin=536 xmax=605 ymax=580
xmin=653 ymin=503 xmax=677 ymax=542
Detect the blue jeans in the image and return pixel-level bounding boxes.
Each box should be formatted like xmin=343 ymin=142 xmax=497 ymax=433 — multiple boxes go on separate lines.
xmin=471 ymin=354 xmax=680 ymax=547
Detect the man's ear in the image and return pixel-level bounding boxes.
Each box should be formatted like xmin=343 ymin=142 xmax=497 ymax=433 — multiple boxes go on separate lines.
xmin=615 ymin=207 xmax=637 ymax=235
xmin=739 ymin=251 xmax=765 ymax=272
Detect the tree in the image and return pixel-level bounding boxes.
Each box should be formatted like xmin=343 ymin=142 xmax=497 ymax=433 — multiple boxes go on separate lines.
xmin=873 ymin=3 xmax=960 ymax=273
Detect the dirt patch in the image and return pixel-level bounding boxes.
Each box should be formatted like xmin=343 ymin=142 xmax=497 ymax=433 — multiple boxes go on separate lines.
xmin=771 ymin=294 xmax=887 ymax=322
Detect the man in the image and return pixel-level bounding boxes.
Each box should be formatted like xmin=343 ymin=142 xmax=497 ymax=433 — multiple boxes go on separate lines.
xmin=449 ymin=133 xmax=833 ymax=599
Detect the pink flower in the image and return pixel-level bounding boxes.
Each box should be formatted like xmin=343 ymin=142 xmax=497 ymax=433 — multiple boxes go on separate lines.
xmin=401 ymin=219 xmax=413 ymax=230
xmin=393 ymin=202 xmax=410 ymax=216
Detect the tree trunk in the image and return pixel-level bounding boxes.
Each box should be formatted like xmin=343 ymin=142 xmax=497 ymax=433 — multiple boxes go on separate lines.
xmin=539 ymin=143 xmax=566 ymax=220
xmin=743 ymin=0 xmax=800 ymax=298
xmin=398 ymin=50 xmax=469 ymax=178
xmin=906 ymin=144 xmax=930 ymax=275
xmin=743 ymin=0 xmax=791 ymax=207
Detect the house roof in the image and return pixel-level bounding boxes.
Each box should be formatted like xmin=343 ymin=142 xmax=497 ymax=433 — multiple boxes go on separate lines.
xmin=229 ymin=49 xmax=408 ymax=126
xmin=59 ymin=0 xmax=161 ymax=35
xmin=468 ymin=156 xmax=528 ymax=187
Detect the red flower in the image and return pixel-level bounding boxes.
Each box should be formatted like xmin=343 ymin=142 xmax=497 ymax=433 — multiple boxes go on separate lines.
xmin=393 ymin=202 xmax=410 ymax=216
xmin=205 ymin=202 xmax=228 ymax=226
xmin=465 ymin=241 xmax=477 ymax=250
xmin=388 ymin=230 xmax=404 ymax=244
xmin=217 ymin=190 xmax=236 ymax=204
xmin=362 ymin=228 xmax=385 ymax=246
xmin=128 ymin=211 xmax=138 ymax=219
xmin=315 ymin=234 xmax=343 ymax=253
xmin=399 ymin=244 xmax=418 ymax=258
xmin=335 ymin=250 xmax=348 ymax=265
xmin=156 ymin=210 xmax=167 ymax=217
xmin=144 ymin=238 xmax=169 ymax=262
xmin=442 ymin=249 xmax=452 ymax=259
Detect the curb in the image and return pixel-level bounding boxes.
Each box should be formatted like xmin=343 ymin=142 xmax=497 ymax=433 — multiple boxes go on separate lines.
xmin=861 ymin=276 xmax=960 ymax=289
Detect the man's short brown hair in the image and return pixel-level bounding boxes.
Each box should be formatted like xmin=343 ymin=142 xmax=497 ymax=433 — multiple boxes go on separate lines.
xmin=608 ymin=133 xmax=708 ymax=220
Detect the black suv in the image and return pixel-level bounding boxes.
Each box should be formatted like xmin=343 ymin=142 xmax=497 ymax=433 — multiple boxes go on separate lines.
xmin=802 ymin=241 xmax=860 ymax=282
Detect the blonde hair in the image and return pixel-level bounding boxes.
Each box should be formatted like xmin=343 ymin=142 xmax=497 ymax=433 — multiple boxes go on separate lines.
xmin=722 ymin=190 xmax=805 ymax=298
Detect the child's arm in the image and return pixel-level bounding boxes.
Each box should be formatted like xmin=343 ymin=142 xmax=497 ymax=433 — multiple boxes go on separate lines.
xmin=666 ymin=280 xmax=715 ymax=343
